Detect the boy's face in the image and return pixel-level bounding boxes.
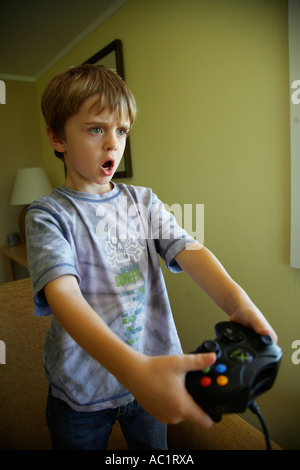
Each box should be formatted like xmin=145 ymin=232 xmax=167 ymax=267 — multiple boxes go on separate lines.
xmin=48 ymin=94 xmax=130 ymax=194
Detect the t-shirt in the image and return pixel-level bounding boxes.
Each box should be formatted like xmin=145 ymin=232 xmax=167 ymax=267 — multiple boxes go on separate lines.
xmin=25 ymin=183 xmax=196 ymax=411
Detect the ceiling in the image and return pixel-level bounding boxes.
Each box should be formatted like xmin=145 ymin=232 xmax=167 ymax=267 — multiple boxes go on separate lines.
xmin=0 ymin=0 xmax=128 ymax=82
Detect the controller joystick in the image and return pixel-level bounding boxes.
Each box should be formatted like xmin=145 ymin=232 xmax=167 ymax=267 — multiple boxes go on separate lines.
xmin=185 ymin=321 xmax=282 ymax=423
xmin=195 ymin=340 xmax=221 ymax=356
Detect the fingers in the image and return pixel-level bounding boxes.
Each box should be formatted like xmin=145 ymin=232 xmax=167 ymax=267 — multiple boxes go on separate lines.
xmin=183 ymin=400 xmax=215 ymax=429
xmin=230 ymin=310 xmax=278 ymax=344
xmin=256 ymin=318 xmax=278 ymax=344
xmin=174 ymin=352 xmax=217 ymax=428
xmin=246 ymin=314 xmax=278 ymax=344
xmin=132 ymin=353 xmax=217 ymax=427
xmin=183 ymin=352 xmax=217 ymax=373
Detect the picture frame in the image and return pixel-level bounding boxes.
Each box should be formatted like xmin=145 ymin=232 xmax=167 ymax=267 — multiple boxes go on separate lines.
xmin=83 ymin=39 xmax=133 ymax=178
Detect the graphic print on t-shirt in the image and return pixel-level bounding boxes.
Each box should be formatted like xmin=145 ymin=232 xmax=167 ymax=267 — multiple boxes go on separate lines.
xmin=97 ymin=218 xmax=146 ymax=346
xmin=118 ymin=263 xmax=146 ymax=346
xmin=105 ymin=224 xmax=144 ymax=268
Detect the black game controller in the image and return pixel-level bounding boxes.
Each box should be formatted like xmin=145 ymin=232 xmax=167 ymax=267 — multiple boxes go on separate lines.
xmin=185 ymin=321 xmax=282 ymax=423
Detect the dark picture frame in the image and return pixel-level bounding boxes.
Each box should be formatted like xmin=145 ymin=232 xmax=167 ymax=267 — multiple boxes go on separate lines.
xmin=83 ymin=39 xmax=133 ymax=178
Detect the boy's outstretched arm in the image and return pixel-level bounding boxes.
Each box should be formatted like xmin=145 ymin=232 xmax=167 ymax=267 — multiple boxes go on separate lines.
xmin=175 ymin=242 xmax=277 ymax=343
xmin=44 ymin=274 xmax=217 ymax=427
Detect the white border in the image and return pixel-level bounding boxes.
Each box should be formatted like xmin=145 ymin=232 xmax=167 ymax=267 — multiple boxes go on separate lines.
xmin=289 ymin=0 xmax=300 ymax=268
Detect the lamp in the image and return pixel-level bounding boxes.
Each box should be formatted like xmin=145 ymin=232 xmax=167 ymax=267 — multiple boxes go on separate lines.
xmin=10 ymin=167 xmax=53 ymax=241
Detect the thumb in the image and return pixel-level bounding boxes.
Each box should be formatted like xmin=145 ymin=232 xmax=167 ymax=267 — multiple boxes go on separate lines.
xmin=183 ymin=352 xmax=217 ymax=373
xmin=178 ymin=352 xmax=217 ymax=427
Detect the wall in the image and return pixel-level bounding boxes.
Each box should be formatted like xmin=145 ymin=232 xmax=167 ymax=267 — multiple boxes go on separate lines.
xmin=35 ymin=0 xmax=299 ymax=449
xmin=0 ymin=80 xmax=44 ymax=283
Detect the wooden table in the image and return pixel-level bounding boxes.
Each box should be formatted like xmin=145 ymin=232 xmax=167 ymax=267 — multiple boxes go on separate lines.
xmin=1 ymin=243 xmax=28 ymax=282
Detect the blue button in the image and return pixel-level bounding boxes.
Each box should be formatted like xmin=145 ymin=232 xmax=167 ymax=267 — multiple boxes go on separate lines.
xmin=215 ymin=363 xmax=227 ymax=374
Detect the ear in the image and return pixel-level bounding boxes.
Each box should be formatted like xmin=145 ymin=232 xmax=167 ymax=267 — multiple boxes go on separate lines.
xmin=46 ymin=126 xmax=66 ymax=153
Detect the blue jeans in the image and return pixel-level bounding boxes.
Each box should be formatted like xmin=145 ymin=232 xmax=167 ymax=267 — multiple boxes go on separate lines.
xmin=46 ymin=388 xmax=168 ymax=450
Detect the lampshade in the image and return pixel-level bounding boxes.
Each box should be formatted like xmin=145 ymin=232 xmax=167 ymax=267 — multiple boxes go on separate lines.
xmin=11 ymin=167 xmax=53 ymax=205
xmin=10 ymin=167 xmax=53 ymax=241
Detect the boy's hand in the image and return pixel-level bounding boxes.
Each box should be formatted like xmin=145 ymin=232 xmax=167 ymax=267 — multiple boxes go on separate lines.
xmin=126 ymin=352 xmax=217 ymax=427
xmin=229 ymin=303 xmax=278 ymax=344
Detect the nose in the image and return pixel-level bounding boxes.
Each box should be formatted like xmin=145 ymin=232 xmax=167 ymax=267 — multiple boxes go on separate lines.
xmin=104 ymin=132 xmax=118 ymax=151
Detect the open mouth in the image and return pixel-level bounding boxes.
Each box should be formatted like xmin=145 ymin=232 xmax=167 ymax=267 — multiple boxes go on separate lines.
xmin=100 ymin=159 xmax=114 ymax=176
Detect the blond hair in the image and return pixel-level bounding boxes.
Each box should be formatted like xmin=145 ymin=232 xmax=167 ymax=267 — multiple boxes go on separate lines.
xmin=41 ymin=64 xmax=137 ymax=159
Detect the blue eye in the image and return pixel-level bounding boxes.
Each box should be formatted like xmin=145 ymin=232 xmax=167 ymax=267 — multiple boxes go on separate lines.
xmin=90 ymin=127 xmax=102 ymax=135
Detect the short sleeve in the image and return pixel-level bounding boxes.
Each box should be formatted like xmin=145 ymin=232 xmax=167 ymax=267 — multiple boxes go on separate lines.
xmin=25 ymin=204 xmax=80 ymax=316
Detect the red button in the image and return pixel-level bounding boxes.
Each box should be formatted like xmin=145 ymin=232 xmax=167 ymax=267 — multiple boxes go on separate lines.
xmin=200 ymin=376 xmax=212 ymax=387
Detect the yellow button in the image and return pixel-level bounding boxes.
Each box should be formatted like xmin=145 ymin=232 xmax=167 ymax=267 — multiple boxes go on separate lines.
xmin=216 ymin=375 xmax=229 ymax=386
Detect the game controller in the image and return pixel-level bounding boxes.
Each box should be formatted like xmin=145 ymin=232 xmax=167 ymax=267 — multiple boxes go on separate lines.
xmin=185 ymin=321 xmax=282 ymax=423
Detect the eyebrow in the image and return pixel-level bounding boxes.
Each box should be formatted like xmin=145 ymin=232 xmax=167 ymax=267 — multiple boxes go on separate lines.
xmin=84 ymin=121 xmax=130 ymax=129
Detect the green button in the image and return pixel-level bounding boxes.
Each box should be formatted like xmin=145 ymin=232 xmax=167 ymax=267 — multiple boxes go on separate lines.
xmin=202 ymin=366 xmax=211 ymax=373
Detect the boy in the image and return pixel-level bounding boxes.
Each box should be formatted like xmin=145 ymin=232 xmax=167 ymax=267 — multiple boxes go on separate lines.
xmin=26 ymin=64 xmax=277 ymax=450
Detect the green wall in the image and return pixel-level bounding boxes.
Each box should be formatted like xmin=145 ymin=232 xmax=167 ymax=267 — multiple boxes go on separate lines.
xmin=36 ymin=0 xmax=299 ymax=449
